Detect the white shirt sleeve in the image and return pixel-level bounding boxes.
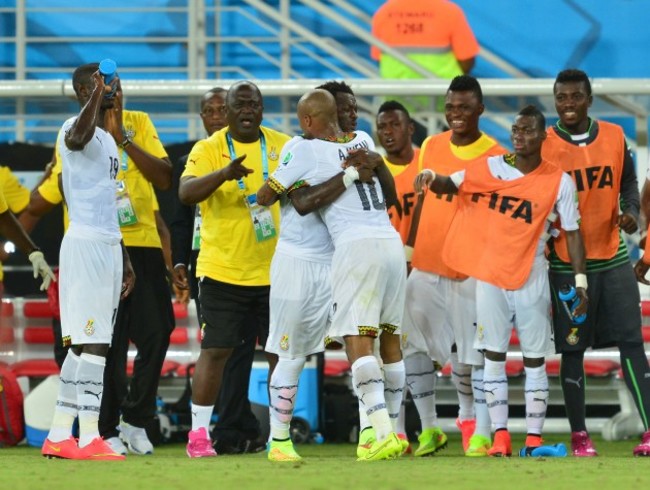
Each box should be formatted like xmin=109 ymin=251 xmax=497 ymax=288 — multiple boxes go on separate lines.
xmin=449 ymin=169 xmax=465 ymax=188
xmin=556 ymin=172 xmax=580 ymax=231
xmin=271 ymin=140 xmax=318 ymax=191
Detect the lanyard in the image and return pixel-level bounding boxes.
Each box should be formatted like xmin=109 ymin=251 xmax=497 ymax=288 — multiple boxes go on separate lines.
xmin=225 ymin=131 xmax=268 ymax=192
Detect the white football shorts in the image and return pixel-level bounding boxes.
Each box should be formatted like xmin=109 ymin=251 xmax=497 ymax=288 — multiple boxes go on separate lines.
xmin=402 ymin=269 xmax=482 ymax=366
xmin=474 ymin=256 xmax=554 ymax=358
xmin=59 ymin=231 xmax=123 ymax=345
xmin=265 ymin=251 xmax=332 ymax=358
xmin=327 ymin=236 xmax=406 ymax=339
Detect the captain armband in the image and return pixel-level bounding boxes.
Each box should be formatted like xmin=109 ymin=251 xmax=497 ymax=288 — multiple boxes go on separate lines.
xmin=267 ymin=176 xmax=286 ymax=195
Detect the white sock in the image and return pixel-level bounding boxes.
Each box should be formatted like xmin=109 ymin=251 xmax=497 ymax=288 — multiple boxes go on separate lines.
xmin=450 ymin=352 xmax=474 ymax=421
xmin=524 ymin=364 xmax=548 ymax=436
xmin=405 ymin=352 xmax=438 ymax=429
xmin=382 ymin=360 xmax=405 ymax=432
xmin=396 ymin=390 xmax=408 ymax=435
xmin=471 ymin=365 xmax=491 ymax=438
xmin=191 ymin=403 xmax=214 ymax=432
xmin=48 ymin=351 xmax=80 ymax=442
xmin=269 ymin=357 xmax=305 ymax=440
xmin=483 ymin=358 xmax=508 ymax=431
xmin=352 ymin=355 xmax=392 ymax=441
xmin=76 ymin=353 xmax=105 ymax=448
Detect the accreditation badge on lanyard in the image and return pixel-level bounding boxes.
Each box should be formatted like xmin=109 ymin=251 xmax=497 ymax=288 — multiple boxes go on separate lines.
xmin=115 ymin=149 xmax=138 ymax=227
xmin=226 ymin=131 xmax=277 ymax=242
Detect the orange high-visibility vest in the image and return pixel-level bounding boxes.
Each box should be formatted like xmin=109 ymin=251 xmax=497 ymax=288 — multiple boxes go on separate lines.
xmin=442 ymin=157 xmax=563 ymax=290
xmin=411 ymin=132 xmax=505 ymax=278
xmin=542 ymin=122 xmax=625 ymax=261
xmin=385 ymin=148 xmax=421 ymax=243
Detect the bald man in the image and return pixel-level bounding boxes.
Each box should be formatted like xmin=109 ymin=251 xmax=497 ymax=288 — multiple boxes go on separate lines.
xmin=257 ymin=89 xmax=406 ymax=462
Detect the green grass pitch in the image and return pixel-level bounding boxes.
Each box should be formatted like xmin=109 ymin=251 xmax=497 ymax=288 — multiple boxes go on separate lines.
xmin=2 ymin=434 xmax=650 ymax=490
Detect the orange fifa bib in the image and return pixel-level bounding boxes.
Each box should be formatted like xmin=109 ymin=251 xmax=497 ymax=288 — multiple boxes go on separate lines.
xmin=412 ymin=133 xmax=504 ymax=278
xmin=442 ymin=158 xmax=563 ymax=290
xmin=542 ymin=122 xmax=625 ymax=261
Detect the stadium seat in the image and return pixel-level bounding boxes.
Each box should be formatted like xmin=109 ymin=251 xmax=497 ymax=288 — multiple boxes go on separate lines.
xmin=1 ymin=299 xmax=14 ymax=317
xmin=169 ymin=327 xmax=189 ymax=345
xmin=172 ymin=302 xmax=188 ymax=320
xmin=23 ymin=327 xmax=55 ymax=344
xmin=323 ymin=359 xmax=351 ymax=377
xmin=641 ymin=300 xmax=650 ymax=317
xmin=23 ymin=300 xmax=54 ymax=318
xmin=546 ymin=358 xmax=620 ymax=377
xmin=509 ymin=330 xmax=520 ymax=345
xmin=0 ymin=327 xmax=15 ymax=344
xmin=10 ymin=358 xmax=60 ymax=377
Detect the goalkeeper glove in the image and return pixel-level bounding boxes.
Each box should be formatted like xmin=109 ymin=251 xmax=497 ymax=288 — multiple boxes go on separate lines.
xmin=29 ymin=250 xmax=57 ymax=291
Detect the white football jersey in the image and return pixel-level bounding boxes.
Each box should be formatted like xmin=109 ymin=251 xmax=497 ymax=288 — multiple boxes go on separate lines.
xmin=273 ymin=131 xmax=397 ymax=247
xmin=271 ymin=136 xmax=333 ymax=263
xmin=59 ymin=117 xmax=121 ymax=242
xmin=450 ymin=154 xmax=579 ymax=256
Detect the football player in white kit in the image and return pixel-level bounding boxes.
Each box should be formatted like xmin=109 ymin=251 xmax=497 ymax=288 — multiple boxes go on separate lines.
xmin=264 ymin=89 xmax=406 ymax=461
xmin=41 ymin=67 xmax=135 ymax=461
xmin=256 ymin=92 xmax=381 ymax=462
xmin=415 ymin=105 xmax=588 ymax=457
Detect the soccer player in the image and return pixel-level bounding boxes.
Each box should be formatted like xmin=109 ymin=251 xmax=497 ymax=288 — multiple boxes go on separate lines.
xmin=256 ymin=92 xmax=379 ymax=461
xmin=543 ymin=69 xmax=650 ymax=457
xmin=316 ymin=81 xmax=358 ymax=133
xmin=41 ymin=67 xmax=135 ymax=460
xmin=376 ymin=100 xmax=421 ymax=248
xmin=270 ymin=88 xmax=407 ymax=461
xmin=417 ymin=104 xmax=587 ymax=457
xmin=401 ymin=75 xmax=505 ymax=457
xmin=179 ymin=81 xmax=290 ymax=458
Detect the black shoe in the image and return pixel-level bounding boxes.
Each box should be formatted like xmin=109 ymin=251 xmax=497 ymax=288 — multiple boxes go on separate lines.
xmin=214 ymin=437 xmax=266 ymax=455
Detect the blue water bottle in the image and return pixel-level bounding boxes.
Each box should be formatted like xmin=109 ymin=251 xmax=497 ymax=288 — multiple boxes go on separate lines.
xmin=99 ymin=58 xmax=117 ymax=98
xmin=558 ymin=284 xmax=586 ymax=324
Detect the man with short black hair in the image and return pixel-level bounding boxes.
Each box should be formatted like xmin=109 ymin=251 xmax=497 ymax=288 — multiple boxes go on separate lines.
xmin=543 ymin=68 xmax=650 ymax=457
xmin=417 ymin=104 xmax=587 ymax=457
xmin=401 ymin=75 xmax=505 ymax=457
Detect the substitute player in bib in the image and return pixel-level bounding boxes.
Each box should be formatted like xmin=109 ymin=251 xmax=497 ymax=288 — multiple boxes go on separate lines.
xmin=41 ymin=67 xmax=135 ymax=461
xmin=543 ymin=69 xmax=650 ymax=457
xmin=402 ymin=75 xmax=505 ymax=457
xmin=417 ymin=105 xmax=588 ymax=457
xmin=377 ymin=101 xmax=421 ymax=252
xmin=275 ymin=89 xmax=407 ymax=461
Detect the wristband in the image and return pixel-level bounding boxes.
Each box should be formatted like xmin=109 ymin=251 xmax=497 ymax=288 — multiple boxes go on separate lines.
xmin=575 ymin=273 xmax=588 ymax=290
xmin=118 ymin=137 xmax=131 ymax=149
xmin=342 ymin=166 xmax=359 ymax=188
xmin=404 ymin=245 xmax=414 ymax=262
xmin=421 ymin=169 xmax=436 ymax=180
